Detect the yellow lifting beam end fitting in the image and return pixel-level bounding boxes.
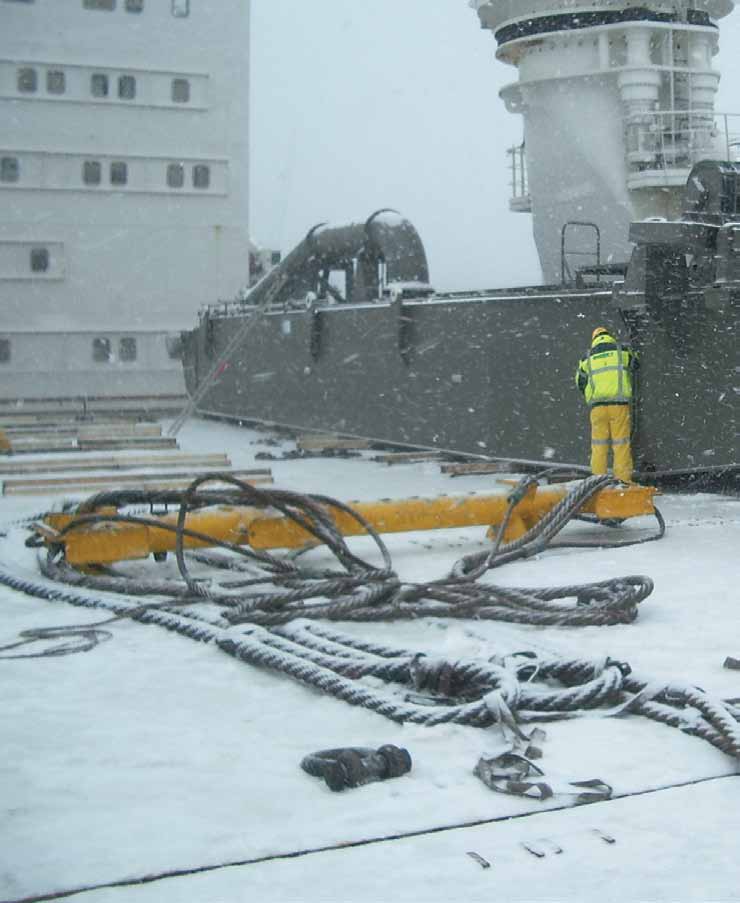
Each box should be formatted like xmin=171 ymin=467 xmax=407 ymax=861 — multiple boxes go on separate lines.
xmin=37 ymin=482 xmax=658 ymax=567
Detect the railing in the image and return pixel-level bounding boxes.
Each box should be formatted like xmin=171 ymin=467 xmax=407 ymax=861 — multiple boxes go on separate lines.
xmin=507 ymin=112 xmax=740 ymax=207
xmin=624 ymin=109 xmax=740 ymax=176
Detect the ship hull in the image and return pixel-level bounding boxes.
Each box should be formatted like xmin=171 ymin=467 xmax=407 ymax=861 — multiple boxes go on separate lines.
xmin=182 ymin=287 xmax=738 ymax=474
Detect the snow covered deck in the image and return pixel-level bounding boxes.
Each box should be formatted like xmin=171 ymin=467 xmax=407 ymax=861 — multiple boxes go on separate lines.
xmin=2 ymin=418 xmax=738 ymax=901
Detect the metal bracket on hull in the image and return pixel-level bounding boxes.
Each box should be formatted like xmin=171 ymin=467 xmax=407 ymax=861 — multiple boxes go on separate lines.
xmin=391 ymin=295 xmax=413 ymax=365
xmin=309 ymin=307 xmax=322 ymax=361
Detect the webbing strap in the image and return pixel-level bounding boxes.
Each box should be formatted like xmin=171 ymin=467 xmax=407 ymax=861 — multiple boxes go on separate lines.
xmin=474 ymin=752 xmax=613 ymax=804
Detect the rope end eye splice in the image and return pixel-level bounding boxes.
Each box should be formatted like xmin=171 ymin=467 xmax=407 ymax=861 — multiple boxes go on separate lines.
xmin=301 ymin=745 xmax=412 ymax=792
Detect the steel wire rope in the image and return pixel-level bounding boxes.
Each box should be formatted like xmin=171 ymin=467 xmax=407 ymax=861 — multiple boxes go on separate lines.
xmin=171 ymin=474 xmax=396 ymax=606
xmin=0 ymin=618 xmax=116 ymax=659
xmin=28 ymin=472 xmax=664 ymax=627
xmin=0 ymin=499 xmax=738 ymax=758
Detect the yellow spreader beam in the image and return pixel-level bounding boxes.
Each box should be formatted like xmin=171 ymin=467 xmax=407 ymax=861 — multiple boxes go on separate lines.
xmin=37 ymin=482 xmax=658 ymax=567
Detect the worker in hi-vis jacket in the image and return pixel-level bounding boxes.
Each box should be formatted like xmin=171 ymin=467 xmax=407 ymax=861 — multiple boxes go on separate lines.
xmin=575 ymin=326 xmax=639 ymax=483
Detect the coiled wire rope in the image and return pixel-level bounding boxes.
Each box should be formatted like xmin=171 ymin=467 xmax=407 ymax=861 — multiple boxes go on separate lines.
xmin=31 ymin=473 xmax=662 ymax=627
xmin=4 ymin=472 xmax=738 ymax=760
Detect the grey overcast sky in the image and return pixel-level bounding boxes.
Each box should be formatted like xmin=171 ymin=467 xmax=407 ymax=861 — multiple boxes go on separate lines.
xmin=250 ymin=1 xmax=740 ymax=291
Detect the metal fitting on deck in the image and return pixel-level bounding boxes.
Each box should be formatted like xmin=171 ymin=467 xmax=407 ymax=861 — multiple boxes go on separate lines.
xmin=300 ymin=745 xmax=412 ymax=792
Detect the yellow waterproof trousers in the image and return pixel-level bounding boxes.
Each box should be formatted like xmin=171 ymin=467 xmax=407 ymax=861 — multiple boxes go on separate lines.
xmin=589 ymin=404 xmax=633 ymax=483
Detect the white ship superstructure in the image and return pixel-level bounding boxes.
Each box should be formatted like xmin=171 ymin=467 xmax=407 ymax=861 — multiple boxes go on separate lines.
xmin=0 ymin=0 xmax=250 ymax=400
xmin=471 ymin=0 xmax=738 ymax=282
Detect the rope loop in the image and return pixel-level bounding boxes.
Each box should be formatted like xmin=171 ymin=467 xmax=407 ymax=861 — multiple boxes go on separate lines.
xmin=3 ymin=476 xmax=736 ymax=759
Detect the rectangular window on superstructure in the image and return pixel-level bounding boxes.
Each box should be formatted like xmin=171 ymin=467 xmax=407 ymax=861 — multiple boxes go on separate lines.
xmin=83 ymin=0 xmax=116 ymax=10
xmin=110 ymin=161 xmax=128 ymax=185
xmin=46 ymin=70 xmax=66 ymax=94
xmin=91 ymin=73 xmax=109 ymax=97
xmin=165 ymin=334 xmax=183 ymax=359
xmin=171 ymin=78 xmax=190 ymax=103
xmin=125 ymin=0 xmax=143 ymax=10
xmin=17 ymin=67 xmax=37 ymax=93
xmin=167 ymin=163 xmax=184 ymax=188
xmin=0 ymin=157 xmax=19 ymax=183
xmin=0 ymin=340 xmax=10 ymax=365
xmin=731 ymin=227 xmax=740 ymax=254
xmin=83 ymin=160 xmax=102 ymax=185
xmin=193 ymin=164 xmax=210 ymax=190
xmin=171 ymin=0 xmax=189 ymax=16
xmin=119 ymin=337 xmax=137 ymax=361
xmin=92 ymin=338 xmax=111 ymax=362
xmin=118 ymin=75 xmax=136 ymax=100
xmin=30 ymin=248 xmax=49 ymax=273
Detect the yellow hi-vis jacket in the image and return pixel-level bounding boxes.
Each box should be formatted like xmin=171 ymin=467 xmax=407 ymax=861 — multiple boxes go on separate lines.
xmin=575 ymin=333 xmax=637 ymax=406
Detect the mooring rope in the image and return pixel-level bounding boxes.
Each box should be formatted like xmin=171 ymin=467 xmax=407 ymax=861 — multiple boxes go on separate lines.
xmin=4 ymin=474 xmax=737 ymax=759
xmin=2 ymin=557 xmax=739 ymax=758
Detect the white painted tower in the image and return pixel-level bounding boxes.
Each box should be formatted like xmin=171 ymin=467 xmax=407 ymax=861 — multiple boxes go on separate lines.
xmin=471 ymin=0 xmax=737 ymax=282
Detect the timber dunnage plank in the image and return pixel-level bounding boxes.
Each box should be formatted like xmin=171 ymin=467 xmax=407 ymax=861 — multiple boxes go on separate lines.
xmin=0 ymin=395 xmax=187 ymax=420
xmin=3 ymin=469 xmax=273 ymax=496
xmin=0 ymin=415 xmax=155 ymax=429
xmin=78 ymin=437 xmax=178 ymax=451
xmin=9 ymin=438 xmax=77 ymax=453
xmin=5 ymin=478 xmax=270 ymax=497
xmin=441 ymin=462 xmax=515 ymax=476
xmin=4 ymin=423 xmax=162 ymax=439
xmin=442 ymin=461 xmax=587 ymax=481
xmin=0 ymin=453 xmax=232 ymax=476
xmin=373 ymin=451 xmax=448 ymax=465
xmin=9 ymin=437 xmax=180 ymax=454
xmin=297 ymin=435 xmax=372 ymax=452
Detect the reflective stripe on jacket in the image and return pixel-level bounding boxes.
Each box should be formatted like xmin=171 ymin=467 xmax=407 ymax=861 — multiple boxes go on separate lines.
xmin=575 ymin=334 xmax=635 ymax=406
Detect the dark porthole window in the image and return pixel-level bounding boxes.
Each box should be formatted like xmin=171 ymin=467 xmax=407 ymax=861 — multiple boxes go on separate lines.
xmin=92 ymin=338 xmax=111 ymax=362
xmin=110 ymin=161 xmax=128 ymax=186
xmin=83 ymin=160 xmax=102 ymax=185
xmin=83 ymin=0 xmax=116 ymax=10
xmin=0 ymin=157 xmax=19 ymax=183
xmin=171 ymin=78 xmax=190 ymax=103
xmin=125 ymin=0 xmax=144 ymax=10
xmin=165 ymin=334 xmax=183 ymax=360
xmin=118 ymin=75 xmax=136 ymax=100
xmin=0 ymin=339 xmax=11 ymax=365
xmin=193 ymin=164 xmax=210 ymax=190
xmin=119 ymin=337 xmax=137 ymax=361
xmin=30 ymin=248 xmax=49 ymax=273
xmin=17 ymin=67 xmax=37 ymax=93
xmin=167 ymin=163 xmax=185 ymax=188
xmin=91 ymin=73 xmax=109 ymax=98
xmin=46 ymin=70 xmax=66 ymax=95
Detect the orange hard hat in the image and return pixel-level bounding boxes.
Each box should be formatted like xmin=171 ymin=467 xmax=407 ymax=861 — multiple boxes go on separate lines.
xmin=592 ymin=326 xmax=609 ymax=340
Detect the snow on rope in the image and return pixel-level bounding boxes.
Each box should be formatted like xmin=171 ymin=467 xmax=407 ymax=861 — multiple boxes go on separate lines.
xmin=3 ymin=474 xmax=736 ymax=759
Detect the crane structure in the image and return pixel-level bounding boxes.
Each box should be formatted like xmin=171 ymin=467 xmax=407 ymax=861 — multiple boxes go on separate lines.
xmin=471 ymin=0 xmax=737 ymax=281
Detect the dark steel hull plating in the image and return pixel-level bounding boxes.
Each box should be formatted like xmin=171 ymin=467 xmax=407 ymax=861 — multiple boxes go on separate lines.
xmin=182 ymin=286 xmax=738 ymax=474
